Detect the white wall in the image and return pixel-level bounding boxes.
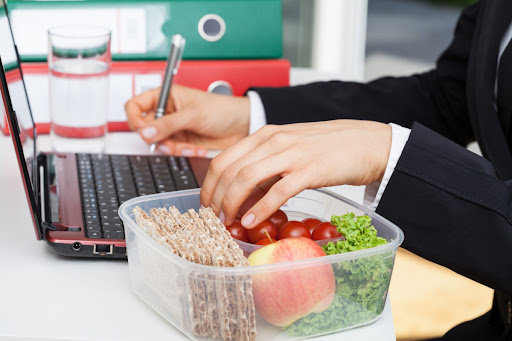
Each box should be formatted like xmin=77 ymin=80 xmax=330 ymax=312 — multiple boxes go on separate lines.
xmin=312 ymin=0 xmax=368 ymax=81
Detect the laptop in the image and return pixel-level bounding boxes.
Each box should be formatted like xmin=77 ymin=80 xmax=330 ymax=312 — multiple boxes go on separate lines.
xmin=0 ymin=1 xmax=210 ymax=258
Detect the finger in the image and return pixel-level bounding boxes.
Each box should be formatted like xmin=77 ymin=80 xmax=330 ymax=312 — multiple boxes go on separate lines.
xmin=156 ymin=139 xmax=207 ymax=157
xmin=125 ymin=88 xmax=162 ymax=131
xmin=200 ymin=125 xmax=278 ymax=209
xmin=209 ymin=133 xmax=294 ymax=223
xmin=217 ymin=152 xmax=293 ymax=226
xmin=240 ymin=173 xmax=308 ymax=228
xmin=141 ymin=111 xmax=156 ymax=124
xmin=139 ymin=108 xmax=195 ymax=143
xmin=235 ymin=176 xmax=281 ymax=220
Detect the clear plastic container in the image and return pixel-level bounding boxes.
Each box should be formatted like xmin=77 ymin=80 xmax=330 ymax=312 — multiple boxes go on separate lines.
xmin=119 ymin=188 xmax=404 ymax=340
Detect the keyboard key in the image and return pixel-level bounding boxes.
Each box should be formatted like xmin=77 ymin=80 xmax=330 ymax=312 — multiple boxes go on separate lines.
xmin=103 ymin=232 xmax=124 ymax=240
xmin=86 ymin=219 xmax=100 ymax=226
xmin=100 ymin=208 xmax=117 ymax=215
xmin=103 ymin=225 xmax=124 ymax=232
xmin=118 ymin=193 xmax=137 ymax=201
xmin=86 ymin=225 xmax=101 ymax=233
xmin=88 ymin=231 xmax=102 ymax=238
xmin=102 ymin=218 xmax=123 ymax=226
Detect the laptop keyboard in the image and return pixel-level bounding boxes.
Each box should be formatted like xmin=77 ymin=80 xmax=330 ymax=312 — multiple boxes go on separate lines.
xmin=77 ymin=154 xmax=198 ymax=239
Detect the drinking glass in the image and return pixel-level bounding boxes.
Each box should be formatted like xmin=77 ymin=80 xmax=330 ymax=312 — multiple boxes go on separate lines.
xmin=48 ymin=25 xmax=111 ymax=153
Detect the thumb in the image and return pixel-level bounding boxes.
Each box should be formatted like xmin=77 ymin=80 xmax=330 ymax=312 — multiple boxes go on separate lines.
xmin=139 ymin=108 xmax=195 ymax=143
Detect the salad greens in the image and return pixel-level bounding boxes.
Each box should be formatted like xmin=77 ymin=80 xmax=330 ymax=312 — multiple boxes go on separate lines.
xmin=284 ymin=212 xmax=393 ymax=337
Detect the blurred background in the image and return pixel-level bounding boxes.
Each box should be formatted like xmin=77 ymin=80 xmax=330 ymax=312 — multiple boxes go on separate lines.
xmin=282 ymin=0 xmax=491 ymax=340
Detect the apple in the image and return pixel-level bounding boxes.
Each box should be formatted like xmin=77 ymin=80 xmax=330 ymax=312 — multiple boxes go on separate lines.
xmin=247 ymin=237 xmax=335 ymax=327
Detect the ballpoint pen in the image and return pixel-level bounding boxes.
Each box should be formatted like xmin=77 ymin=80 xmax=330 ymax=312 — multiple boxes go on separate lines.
xmin=149 ymin=34 xmax=186 ymax=153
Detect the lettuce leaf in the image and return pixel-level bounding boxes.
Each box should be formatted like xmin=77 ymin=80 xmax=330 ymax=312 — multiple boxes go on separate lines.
xmin=284 ymin=212 xmax=393 ymax=337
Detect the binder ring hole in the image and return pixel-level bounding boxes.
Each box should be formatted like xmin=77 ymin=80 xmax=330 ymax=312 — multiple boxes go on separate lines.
xmin=198 ymin=14 xmax=226 ymax=42
xmin=207 ymin=81 xmax=233 ymax=96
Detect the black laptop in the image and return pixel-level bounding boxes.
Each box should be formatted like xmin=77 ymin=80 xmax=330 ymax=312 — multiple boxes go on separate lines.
xmin=0 ymin=2 xmax=210 ymax=258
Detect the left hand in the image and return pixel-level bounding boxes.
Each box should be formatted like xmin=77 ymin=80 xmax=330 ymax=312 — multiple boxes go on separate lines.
xmin=200 ymin=119 xmax=392 ymax=228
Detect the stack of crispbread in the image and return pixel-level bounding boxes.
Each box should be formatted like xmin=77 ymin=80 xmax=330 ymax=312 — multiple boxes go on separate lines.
xmin=133 ymin=205 xmax=257 ymax=341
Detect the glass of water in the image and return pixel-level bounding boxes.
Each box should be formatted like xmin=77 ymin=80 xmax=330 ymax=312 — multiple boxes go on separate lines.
xmin=48 ymin=25 xmax=111 ymax=153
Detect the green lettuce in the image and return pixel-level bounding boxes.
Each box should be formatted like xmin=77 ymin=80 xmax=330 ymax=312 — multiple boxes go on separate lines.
xmin=284 ymin=212 xmax=393 ymax=337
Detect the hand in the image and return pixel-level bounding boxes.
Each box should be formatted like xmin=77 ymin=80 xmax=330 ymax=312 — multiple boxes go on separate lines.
xmin=200 ymin=120 xmax=392 ymax=227
xmin=125 ymin=84 xmax=250 ymax=156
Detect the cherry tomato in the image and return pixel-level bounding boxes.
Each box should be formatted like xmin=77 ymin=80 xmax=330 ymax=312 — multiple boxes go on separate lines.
xmin=246 ymin=220 xmax=278 ymax=244
xmin=301 ymin=218 xmax=322 ymax=233
xmin=311 ymin=222 xmax=342 ymax=241
xmin=226 ymin=221 xmax=249 ymax=243
xmin=256 ymin=237 xmax=278 ymax=246
xmin=268 ymin=209 xmax=288 ymax=229
xmin=277 ymin=221 xmax=311 ymax=240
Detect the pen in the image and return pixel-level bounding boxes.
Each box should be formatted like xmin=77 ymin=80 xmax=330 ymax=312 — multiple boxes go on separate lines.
xmin=149 ymin=34 xmax=186 ymax=154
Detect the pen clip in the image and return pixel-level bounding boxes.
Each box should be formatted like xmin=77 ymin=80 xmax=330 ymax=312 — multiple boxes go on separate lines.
xmin=174 ymin=39 xmax=185 ymax=75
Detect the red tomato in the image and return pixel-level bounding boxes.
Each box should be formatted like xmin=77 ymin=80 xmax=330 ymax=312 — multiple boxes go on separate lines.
xmin=256 ymin=237 xmax=277 ymax=246
xmin=311 ymin=222 xmax=342 ymax=241
xmin=301 ymin=218 xmax=322 ymax=233
xmin=226 ymin=221 xmax=249 ymax=243
xmin=247 ymin=220 xmax=278 ymax=244
xmin=277 ymin=221 xmax=311 ymax=240
xmin=268 ymin=209 xmax=288 ymax=229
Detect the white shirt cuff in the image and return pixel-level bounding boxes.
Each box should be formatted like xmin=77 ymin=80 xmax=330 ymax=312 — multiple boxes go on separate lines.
xmin=247 ymin=91 xmax=267 ymax=135
xmin=363 ymin=123 xmax=411 ymax=211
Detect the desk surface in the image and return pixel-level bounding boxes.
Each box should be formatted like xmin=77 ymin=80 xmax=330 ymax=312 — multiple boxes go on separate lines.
xmin=0 ymin=68 xmax=396 ymax=341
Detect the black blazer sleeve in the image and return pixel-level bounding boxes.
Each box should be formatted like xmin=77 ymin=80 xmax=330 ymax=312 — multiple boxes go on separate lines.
xmin=377 ymin=123 xmax=512 ymax=294
xmin=252 ymin=1 xmax=480 ymax=147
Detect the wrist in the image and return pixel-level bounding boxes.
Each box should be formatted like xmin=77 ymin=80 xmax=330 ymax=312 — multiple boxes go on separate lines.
xmin=233 ymin=96 xmax=250 ymax=135
xmin=224 ymin=95 xmax=250 ymax=136
xmin=375 ymin=123 xmax=393 ymax=183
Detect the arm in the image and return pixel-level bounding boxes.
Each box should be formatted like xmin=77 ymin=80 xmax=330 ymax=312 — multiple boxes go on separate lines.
xmin=253 ymin=1 xmax=481 ymax=147
xmin=377 ymin=123 xmax=512 ymax=294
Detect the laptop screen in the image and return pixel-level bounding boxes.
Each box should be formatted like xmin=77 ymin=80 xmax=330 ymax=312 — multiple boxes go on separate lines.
xmin=0 ymin=0 xmax=43 ymax=239
xmin=0 ymin=0 xmax=38 ymax=196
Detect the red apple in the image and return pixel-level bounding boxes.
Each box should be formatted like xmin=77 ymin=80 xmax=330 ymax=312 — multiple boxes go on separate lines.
xmin=247 ymin=237 xmax=335 ymax=327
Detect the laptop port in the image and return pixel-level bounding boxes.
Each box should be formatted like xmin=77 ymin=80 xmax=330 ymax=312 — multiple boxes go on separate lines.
xmin=72 ymin=242 xmax=82 ymax=251
xmin=93 ymin=244 xmax=114 ymax=256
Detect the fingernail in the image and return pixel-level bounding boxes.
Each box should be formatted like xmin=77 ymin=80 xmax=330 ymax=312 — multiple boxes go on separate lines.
xmin=158 ymin=145 xmax=171 ymax=154
xmin=182 ymin=148 xmax=194 ymax=157
xmin=241 ymin=213 xmax=255 ymax=227
xmin=219 ymin=211 xmax=225 ymax=224
xmin=198 ymin=149 xmax=207 ymax=157
xmin=142 ymin=126 xmax=157 ymax=139
xmin=200 ymin=204 xmax=205 ymax=210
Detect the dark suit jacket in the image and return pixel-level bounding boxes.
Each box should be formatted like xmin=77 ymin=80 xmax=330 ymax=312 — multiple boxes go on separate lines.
xmin=253 ymin=1 xmax=512 ymax=339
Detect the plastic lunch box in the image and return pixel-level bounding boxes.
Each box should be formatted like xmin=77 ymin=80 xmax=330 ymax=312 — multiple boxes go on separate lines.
xmin=119 ymin=188 xmax=404 ymax=340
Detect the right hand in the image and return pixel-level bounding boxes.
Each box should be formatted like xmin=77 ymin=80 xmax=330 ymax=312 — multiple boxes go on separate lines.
xmin=125 ymin=84 xmax=250 ymax=156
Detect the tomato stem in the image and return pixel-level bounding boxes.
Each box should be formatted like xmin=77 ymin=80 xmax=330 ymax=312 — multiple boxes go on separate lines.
xmin=263 ymin=230 xmax=274 ymax=244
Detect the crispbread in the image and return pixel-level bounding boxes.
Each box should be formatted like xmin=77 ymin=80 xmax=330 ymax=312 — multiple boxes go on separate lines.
xmin=207 ymin=214 xmax=257 ymax=341
xmin=185 ymin=209 xmax=223 ymax=340
xmin=200 ymin=208 xmax=255 ymax=341
xmin=151 ymin=207 xmax=206 ymax=337
xmin=168 ymin=207 xmax=212 ymax=337
xmin=133 ymin=205 xmax=257 ymax=341
xmin=194 ymin=209 xmax=237 ymax=341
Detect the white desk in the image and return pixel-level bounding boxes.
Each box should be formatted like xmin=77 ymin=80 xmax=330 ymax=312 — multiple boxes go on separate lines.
xmin=0 ymin=68 xmax=396 ymax=340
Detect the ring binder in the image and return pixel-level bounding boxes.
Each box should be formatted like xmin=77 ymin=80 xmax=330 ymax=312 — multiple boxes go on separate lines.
xmin=1 ymin=59 xmax=290 ymax=135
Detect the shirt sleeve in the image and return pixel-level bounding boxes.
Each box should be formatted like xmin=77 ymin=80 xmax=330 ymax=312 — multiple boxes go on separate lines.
xmin=364 ymin=123 xmax=411 ymax=210
xmin=247 ymin=90 xmax=267 ymax=135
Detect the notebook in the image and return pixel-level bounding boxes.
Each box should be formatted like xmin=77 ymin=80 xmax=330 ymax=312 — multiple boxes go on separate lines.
xmin=0 ymin=1 xmax=210 ymax=258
